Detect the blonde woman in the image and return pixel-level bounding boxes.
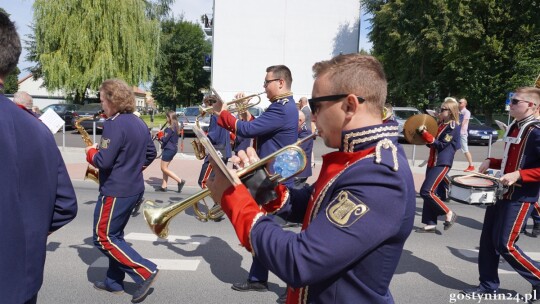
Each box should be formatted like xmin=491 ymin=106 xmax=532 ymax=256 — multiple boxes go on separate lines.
xmin=156 ymin=110 xmax=185 ymax=192
xmin=416 ymin=97 xmax=461 ymax=233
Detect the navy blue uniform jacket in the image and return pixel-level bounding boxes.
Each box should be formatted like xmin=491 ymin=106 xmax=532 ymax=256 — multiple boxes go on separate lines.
xmin=207 ymin=114 xmax=232 ymax=160
xmin=425 ymin=121 xmax=461 ymax=167
xmin=0 ymin=96 xmax=78 ymax=303
xmin=217 ymin=96 xmax=298 ymax=158
xmin=219 ymin=122 xmax=416 ymax=303
xmin=160 ymin=126 xmax=179 ymax=151
xmin=90 ymin=113 xmax=156 ymax=197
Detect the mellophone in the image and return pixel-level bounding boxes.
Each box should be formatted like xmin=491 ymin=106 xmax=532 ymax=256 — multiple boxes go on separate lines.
xmin=449 ymin=173 xmax=505 ymax=205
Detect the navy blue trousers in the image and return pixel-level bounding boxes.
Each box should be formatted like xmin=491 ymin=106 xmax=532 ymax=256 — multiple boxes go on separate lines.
xmin=478 ymin=200 xmax=540 ymax=291
xmin=420 ymin=166 xmax=451 ymax=225
xmin=93 ymin=193 xmax=157 ymax=291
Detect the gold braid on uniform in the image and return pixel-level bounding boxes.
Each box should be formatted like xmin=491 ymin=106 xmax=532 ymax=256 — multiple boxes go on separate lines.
xmin=270 ymin=92 xmax=293 ymax=102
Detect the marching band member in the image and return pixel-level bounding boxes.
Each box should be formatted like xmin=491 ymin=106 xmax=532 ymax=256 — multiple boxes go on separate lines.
xmin=207 ymin=54 xmax=415 ymax=304
xmin=196 ymin=95 xmax=232 ymax=221
xmin=155 ymin=110 xmax=185 ymax=192
xmin=462 ymin=87 xmax=540 ymax=302
xmin=0 ymin=13 xmax=78 ymax=303
xmin=212 ymin=65 xmax=298 ymax=294
xmin=416 ymin=97 xmax=460 ymax=233
xmin=85 ymin=79 xmax=158 ymax=303
xmin=197 ymin=95 xmax=232 ymax=189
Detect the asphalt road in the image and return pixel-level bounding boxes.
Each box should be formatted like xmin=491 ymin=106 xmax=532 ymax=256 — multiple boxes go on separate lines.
xmin=38 ymin=180 xmax=540 ymax=304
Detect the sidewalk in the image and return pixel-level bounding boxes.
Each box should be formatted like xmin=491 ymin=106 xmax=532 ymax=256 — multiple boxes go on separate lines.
xmin=60 ymin=147 xmax=474 ymax=193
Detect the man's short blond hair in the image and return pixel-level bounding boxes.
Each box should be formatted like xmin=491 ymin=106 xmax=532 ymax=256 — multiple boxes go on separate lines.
xmin=312 ymin=54 xmax=387 ymax=117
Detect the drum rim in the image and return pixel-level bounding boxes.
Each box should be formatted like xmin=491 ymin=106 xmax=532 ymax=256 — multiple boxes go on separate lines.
xmin=449 ymin=174 xmax=498 ymax=190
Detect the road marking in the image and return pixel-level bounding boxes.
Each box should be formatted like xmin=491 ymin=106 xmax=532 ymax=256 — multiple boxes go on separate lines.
xmin=457 ymin=249 xmax=540 ymax=274
xmin=91 ymin=257 xmax=200 ymax=271
xmin=125 ymin=232 xmax=210 ymax=244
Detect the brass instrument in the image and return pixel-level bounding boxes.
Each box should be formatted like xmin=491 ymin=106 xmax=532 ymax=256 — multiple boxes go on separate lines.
xmin=143 ymin=133 xmax=316 ymax=238
xmin=198 ymin=90 xmax=264 ymax=116
xmin=402 ymin=114 xmax=438 ymax=145
xmin=191 ymin=114 xmax=207 ymax=160
xmin=535 ymin=74 xmax=540 ymax=88
xmin=74 ymin=117 xmax=99 ymax=183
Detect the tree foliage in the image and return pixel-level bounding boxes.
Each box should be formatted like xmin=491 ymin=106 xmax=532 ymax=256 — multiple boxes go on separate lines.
xmin=32 ymin=0 xmax=161 ymax=102
xmin=3 ymin=67 xmax=20 ymax=94
xmin=151 ymin=18 xmax=211 ymax=109
xmin=364 ymin=0 xmax=540 ymax=118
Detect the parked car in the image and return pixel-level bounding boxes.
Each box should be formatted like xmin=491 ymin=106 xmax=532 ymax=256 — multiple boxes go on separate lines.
xmin=467 ymin=115 xmax=499 ymax=145
xmin=41 ymin=103 xmax=80 ymax=129
xmin=71 ymin=103 xmax=105 ymax=133
xmin=392 ymin=106 xmax=422 ymax=141
xmin=179 ymin=106 xmax=210 ymax=135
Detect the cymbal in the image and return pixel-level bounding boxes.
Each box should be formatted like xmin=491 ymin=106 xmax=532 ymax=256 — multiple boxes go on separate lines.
xmin=403 ymin=114 xmax=438 ymax=145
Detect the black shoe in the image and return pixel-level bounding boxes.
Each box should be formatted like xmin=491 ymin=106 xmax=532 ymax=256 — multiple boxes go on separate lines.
xmin=461 ymin=286 xmax=498 ymax=296
xmin=178 ymin=180 xmax=186 ymax=193
xmin=444 ymin=212 xmax=458 ymax=231
xmin=132 ymin=269 xmax=159 ymax=303
xmin=155 ymin=187 xmax=166 ymax=192
xmin=532 ymin=224 xmax=540 ymax=238
xmin=231 ymin=280 xmax=268 ymax=292
xmin=277 ymin=291 xmax=287 ymax=304
xmin=93 ymin=281 xmax=124 ymax=294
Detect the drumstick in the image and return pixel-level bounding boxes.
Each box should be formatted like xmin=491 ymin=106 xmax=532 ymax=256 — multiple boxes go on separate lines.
xmin=462 ymin=172 xmax=521 ymax=187
xmin=461 ymin=172 xmax=499 ymax=181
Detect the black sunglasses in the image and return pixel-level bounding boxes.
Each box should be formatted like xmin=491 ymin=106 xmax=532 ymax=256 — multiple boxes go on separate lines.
xmin=308 ymin=94 xmax=365 ymax=115
xmin=510 ymin=98 xmax=533 ymax=105
xmin=440 ymin=108 xmax=449 ymax=112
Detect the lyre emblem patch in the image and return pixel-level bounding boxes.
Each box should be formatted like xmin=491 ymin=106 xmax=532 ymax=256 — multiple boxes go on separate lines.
xmin=326 ymin=191 xmax=369 ymax=227
xmin=444 ymin=134 xmax=453 ymax=142
xmin=100 ymin=137 xmax=111 ymax=149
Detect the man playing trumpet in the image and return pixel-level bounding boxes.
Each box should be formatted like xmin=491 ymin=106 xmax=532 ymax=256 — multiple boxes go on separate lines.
xmin=211 ymin=65 xmax=299 ymax=293
xmin=207 ymin=54 xmax=415 ymax=304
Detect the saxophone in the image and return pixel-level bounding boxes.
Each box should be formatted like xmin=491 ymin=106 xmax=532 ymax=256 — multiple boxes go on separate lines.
xmin=191 ymin=116 xmax=207 ymax=160
xmin=75 ymin=117 xmax=99 ymax=183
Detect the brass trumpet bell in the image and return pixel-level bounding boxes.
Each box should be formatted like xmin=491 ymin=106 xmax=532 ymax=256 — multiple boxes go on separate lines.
xmin=142 ymin=134 xmax=316 ymax=238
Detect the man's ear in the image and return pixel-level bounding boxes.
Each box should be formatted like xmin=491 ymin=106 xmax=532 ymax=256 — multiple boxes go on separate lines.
xmin=343 ymin=94 xmax=358 ymax=118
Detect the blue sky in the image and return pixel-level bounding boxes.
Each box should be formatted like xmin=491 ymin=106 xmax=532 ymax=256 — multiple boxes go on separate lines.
xmin=1 ymin=0 xmax=372 ymax=79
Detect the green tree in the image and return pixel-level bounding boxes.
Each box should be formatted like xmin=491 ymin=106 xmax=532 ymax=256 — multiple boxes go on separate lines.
xmin=364 ymin=0 xmax=540 ymax=120
xmin=3 ymin=67 xmax=20 ymax=94
xmin=32 ymin=0 xmax=162 ymax=103
xmin=151 ymin=18 xmax=211 ymax=109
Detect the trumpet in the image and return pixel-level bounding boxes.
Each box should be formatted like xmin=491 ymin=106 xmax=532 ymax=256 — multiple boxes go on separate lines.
xmin=198 ymin=90 xmax=264 ymax=116
xmin=143 ymin=133 xmax=316 ymax=238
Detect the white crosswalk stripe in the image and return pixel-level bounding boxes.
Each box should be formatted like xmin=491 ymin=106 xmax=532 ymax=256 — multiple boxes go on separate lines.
xmin=88 ymin=233 xmax=211 ymax=271
xmin=457 ymin=248 xmax=540 ymax=274
xmin=90 ymin=257 xmax=200 ymax=271
xmin=125 ymin=232 xmax=210 ymax=244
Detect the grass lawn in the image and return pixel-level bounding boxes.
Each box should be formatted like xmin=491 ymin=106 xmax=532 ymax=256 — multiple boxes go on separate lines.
xmin=141 ymin=114 xmax=167 ymax=127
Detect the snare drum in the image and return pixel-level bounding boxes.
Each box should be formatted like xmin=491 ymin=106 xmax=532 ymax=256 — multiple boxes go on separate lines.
xmin=449 ymin=175 xmax=502 ymax=205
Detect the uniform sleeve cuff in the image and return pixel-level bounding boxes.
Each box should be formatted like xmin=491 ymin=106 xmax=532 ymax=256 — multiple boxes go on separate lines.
xmin=86 ymin=148 xmax=98 ymax=166
xmin=261 ymin=184 xmax=289 ymax=214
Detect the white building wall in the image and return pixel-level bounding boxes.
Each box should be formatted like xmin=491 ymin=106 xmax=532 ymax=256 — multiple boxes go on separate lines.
xmin=18 ymin=75 xmax=66 ymax=109
xmin=211 ymin=0 xmax=360 ymax=108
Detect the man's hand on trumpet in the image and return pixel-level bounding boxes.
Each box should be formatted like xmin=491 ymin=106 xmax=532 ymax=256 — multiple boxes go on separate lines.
xmin=206 ymin=147 xmax=259 ymax=204
xmin=234 ymin=92 xmax=252 ymax=121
